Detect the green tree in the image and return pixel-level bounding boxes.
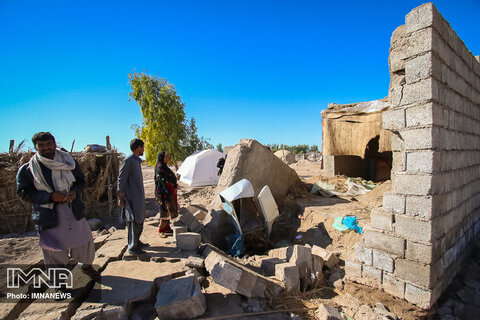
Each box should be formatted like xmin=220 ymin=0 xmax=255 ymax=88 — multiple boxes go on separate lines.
xmin=128 ymin=72 xmax=208 ymax=167
xmin=216 ymin=143 xmax=223 ymax=153
xmin=310 ymin=145 xmax=319 ymax=152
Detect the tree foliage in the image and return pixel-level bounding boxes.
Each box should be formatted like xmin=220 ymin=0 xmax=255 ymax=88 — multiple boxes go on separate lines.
xmin=128 ymin=72 xmax=210 ymax=167
xmin=265 ymin=143 xmax=320 ymax=155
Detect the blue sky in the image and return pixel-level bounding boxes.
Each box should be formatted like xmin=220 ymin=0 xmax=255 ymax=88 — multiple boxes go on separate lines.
xmin=1 ymin=1 xmax=479 ymax=156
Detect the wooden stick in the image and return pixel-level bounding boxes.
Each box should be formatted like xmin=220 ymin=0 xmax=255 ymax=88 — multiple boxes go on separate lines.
xmin=106 ymin=136 xmax=113 ymax=215
xmin=70 ymin=139 xmax=76 ymax=152
xmin=9 ymin=140 xmax=14 ymax=153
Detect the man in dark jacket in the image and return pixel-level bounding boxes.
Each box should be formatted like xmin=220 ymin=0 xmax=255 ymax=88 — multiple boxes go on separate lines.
xmin=117 ymin=138 xmax=147 ymax=255
xmin=16 ymin=132 xmax=97 ymax=282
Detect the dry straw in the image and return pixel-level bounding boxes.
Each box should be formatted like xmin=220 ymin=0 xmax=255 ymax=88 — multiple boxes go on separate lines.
xmin=0 ymin=151 xmax=121 ymax=234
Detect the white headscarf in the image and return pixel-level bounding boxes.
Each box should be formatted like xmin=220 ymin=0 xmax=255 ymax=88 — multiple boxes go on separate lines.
xmin=29 ymin=149 xmax=77 ymax=209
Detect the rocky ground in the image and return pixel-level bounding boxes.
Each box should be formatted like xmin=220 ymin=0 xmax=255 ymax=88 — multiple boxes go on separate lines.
xmin=0 ymin=159 xmax=479 ymax=319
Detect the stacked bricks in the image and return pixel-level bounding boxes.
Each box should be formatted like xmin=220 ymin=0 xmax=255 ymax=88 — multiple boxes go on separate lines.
xmin=348 ymin=3 xmax=480 ymax=309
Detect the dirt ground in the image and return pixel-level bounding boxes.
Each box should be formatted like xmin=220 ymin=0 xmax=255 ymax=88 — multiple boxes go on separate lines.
xmin=1 ymin=159 xmax=478 ymax=319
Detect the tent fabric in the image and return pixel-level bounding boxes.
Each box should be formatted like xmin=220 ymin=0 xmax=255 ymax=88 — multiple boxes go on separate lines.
xmin=219 ymin=179 xmax=255 ymax=203
xmin=177 ymin=149 xmax=225 ymax=187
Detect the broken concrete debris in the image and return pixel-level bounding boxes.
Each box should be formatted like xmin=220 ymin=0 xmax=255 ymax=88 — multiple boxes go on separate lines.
xmin=193 ymin=209 xmax=207 ymax=221
xmin=155 ymin=275 xmax=206 ymax=319
xmin=185 ymin=255 xmax=205 ymax=269
xmin=172 ymin=225 xmax=187 ymax=238
xmin=202 ymin=244 xmax=284 ymax=298
xmin=312 ymin=245 xmax=339 ymax=269
xmin=275 ymin=262 xmax=300 ymax=291
xmin=176 ymin=232 xmax=202 ymax=251
xmin=314 ymin=303 xmax=343 ymax=320
xmin=177 ymin=207 xmax=205 ymax=233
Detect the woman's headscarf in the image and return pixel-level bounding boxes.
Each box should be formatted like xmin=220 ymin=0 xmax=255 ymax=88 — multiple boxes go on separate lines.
xmin=157 ymin=151 xmax=166 ymax=165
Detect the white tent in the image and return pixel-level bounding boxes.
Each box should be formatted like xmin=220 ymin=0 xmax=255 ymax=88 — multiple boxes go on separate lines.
xmin=177 ymin=149 xmax=225 ymax=187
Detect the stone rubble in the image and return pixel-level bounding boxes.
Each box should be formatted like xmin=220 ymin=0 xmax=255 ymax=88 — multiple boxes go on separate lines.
xmin=176 ymin=232 xmax=202 ymax=251
xmin=154 ymin=275 xmax=206 ymax=319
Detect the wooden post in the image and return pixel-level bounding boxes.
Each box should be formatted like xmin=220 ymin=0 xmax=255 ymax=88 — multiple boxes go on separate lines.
xmin=70 ymin=139 xmax=75 ymax=152
xmin=106 ymin=136 xmax=113 ymax=216
xmin=106 ymin=135 xmax=111 ymax=151
xmin=9 ymin=140 xmax=14 ymax=153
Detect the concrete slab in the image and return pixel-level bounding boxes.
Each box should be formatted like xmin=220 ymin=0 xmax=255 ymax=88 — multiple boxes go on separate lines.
xmin=155 ymin=275 xmax=206 ymax=319
xmin=202 ymin=244 xmax=283 ymax=298
xmin=17 ymin=265 xmax=95 ymax=320
xmin=185 ymin=256 xmax=205 ymax=269
xmin=176 ymin=232 xmax=201 ymax=251
xmin=93 ymin=239 xmax=127 ymax=271
xmin=84 ymin=260 xmax=188 ymax=308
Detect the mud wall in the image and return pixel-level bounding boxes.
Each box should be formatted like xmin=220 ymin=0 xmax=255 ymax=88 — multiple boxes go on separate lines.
xmin=347 ymin=3 xmax=480 ymax=308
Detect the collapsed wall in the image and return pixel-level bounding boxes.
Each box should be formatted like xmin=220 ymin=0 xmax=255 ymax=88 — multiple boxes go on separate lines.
xmin=321 ymin=100 xmax=392 ymax=179
xmin=347 ymin=3 xmax=480 ymax=308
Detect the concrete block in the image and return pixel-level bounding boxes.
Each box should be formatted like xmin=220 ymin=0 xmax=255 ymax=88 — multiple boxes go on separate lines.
xmin=345 ymin=260 xmax=362 ymax=278
xmin=155 ymin=275 xmax=206 ymax=319
xmin=392 ymin=151 xmax=406 ymax=172
xmin=394 ymin=214 xmax=432 ymax=243
xmin=394 ymin=259 xmax=432 ymax=288
xmin=405 ymin=241 xmax=435 ymax=264
xmin=207 ymin=259 xmax=242 ymax=292
xmin=405 ymin=53 xmax=435 ymax=84
xmin=391 ymin=132 xmax=405 ymax=152
xmin=260 ymin=257 xmax=285 ymax=276
xmin=405 ymin=283 xmax=435 ymax=309
xmin=382 ymin=192 xmax=406 ymax=214
xmin=405 ymin=196 xmax=434 ymax=219
xmin=312 ymin=253 xmax=325 ymax=278
xmin=400 ymin=127 xmax=434 ymax=150
xmin=405 ymin=28 xmax=433 ymax=59
xmin=371 ymin=207 xmax=393 ymax=232
xmin=373 ymin=250 xmax=394 ymax=273
xmin=268 ymin=247 xmax=288 ymax=260
xmin=392 ymin=173 xmax=434 ymax=196
xmin=189 ymin=218 xmax=204 ymax=233
xmin=390 ymin=84 xmax=405 ymax=108
xmin=401 ymin=78 xmax=435 ymax=107
xmin=362 ymin=265 xmax=382 ymax=281
xmin=315 ymin=303 xmax=342 ymax=320
xmin=179 ymin=207 xmax=195 ymax=226
xmin=172 ymin=225 xmax=188 ymax=238
xmin=275 ymin=263 xmax=300 ymax=291
xmin=382 ymin=108 xmax=405 ymax=130
xmin=287 ymin=245 xmax=313 ymax=283
xmin=382 ymin=273 xmax=405 ymax=298
xmin=185 ymin=256 xmax=205 ymax=269
xmin=312 ymin=245 xmax=339 ymax=269
xmin=405 ymin=3 xmax=441 ymax=34
xmin=176 ymin=232 xmax=201 ymax=251
xmin=193 ymin=210 xmax=207 ymax=221
xmin=203 ymin=245 xmax=284 ymax=298
xmin=236 ymin=269 xmax=260 ymax=298
xmin=406 ymin=151 xmax=435 ymax=173
xmin=354 ymin=243 xmax=372 ymax=266
xmin=363 ymin=229 xmax=405 ymax=256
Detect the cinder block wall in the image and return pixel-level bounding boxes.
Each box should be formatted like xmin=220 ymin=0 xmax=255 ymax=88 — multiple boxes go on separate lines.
xmin=347 ymin=3 xmax=480 ymax=308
